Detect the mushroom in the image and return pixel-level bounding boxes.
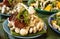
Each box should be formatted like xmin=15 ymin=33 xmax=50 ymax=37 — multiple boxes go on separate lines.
xmin=40 ymin=0 xmax=45 ymax=10
xmin=33 ymin=26 xmax=37 ymax=33
xmin=36 ymin=21 xmax=44 ymax=31
xmin=29 ymin=28 xmax=33 ymax=33
xmin=39 ymin=22 xmax=44 ymax=31
xmin=15 ymin=28 xmax=20 ymax=33
xmin=39 ymin=25 xmax=43 ymax=31
xmin=1 ymin=5 xmax=6 ymax=13
xmin=8 ymin=22 xmax=13 ymax=28
xmin=36 ymin=21 xmax=41 ymax=30
xmin=10 ymin=26 xmax=15 ymax=31
xmin=30 ymin=15 xmax=39 ymax=27
xmin=28 ymin=6 xmax=36 ymax=14
xmin=20 ymin=28 xmax=28 ymax=36
xmin=8 ymin=19 xmax=13 ymax=28
xmin=53 ymin=23 xmax=59 ymax=29
xmin=6 ymin=7 xmax=10 ymax=11
xmin=8 ymin=19 xmax=15 ymax=30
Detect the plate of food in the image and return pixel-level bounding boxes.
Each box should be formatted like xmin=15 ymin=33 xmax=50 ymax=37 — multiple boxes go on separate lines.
xmin=0 ymin=0 xmax=22 ymax=16
xmin=48 ymin=12 xmax=60 ymax=34
xmin=3 ymin=3 xmax=47 ymax=38
xmin=28 ymin=0 xmax=60 ymax=15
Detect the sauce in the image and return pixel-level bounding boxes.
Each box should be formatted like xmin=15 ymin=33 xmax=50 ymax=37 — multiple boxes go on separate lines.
xmin=14 ymin=18 xmax=26 ymax=29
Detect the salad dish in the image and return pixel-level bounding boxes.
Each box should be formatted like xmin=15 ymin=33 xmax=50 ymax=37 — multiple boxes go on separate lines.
xmin=0 ymin=0 xmax=22 ymax=16
xmin=28 ymin=0 xmax=60 ymax=14
xmin=48 ymin=12 xmax=60 ymax=34
xmin=3 ymin=3 xmax=47 ymax=38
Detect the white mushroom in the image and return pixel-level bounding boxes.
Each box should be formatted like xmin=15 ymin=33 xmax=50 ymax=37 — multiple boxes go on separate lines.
xmin=30 ymin=15 xmax=39 ymax=27
xmin=8 ymin=19 xmax=15 ymax=30
xmin=16 ymin=5 xmax=21 ymax=12
xmin=9 ymin=21 xmax=15 ymax=27
xmin=36 ymin=22 xmax=41 ymax=30
xmin=28 ymin=6 xmax=35 ymax=14
xmin=39 ymin=22 xmax=44 ymax=31
xmin=6 ymin=7 xmax=10 ymax=11
xmin=8 ymin=23 xmax=13 ymax=28
xmin=33 ymin=26 xmax=37 ymax=33
xmin=30 ymin=0 xmax=38 ymax=8
xmin=20 ymin=28 xmax=28 ymax=36
xmin=8 ymin=19 xmax=13 ymax=28
xmin=29 ymin=28 xmax=33 ymax=33
xmin=40 ymin=0 xmax=45 ymax=10
xmin=39 ymin=25 xmax=43 ymax=31
xmin=34 ymin=0 xmax=39 ymax=8
xmin=10 ymin=26 xmax=15 ymax=31
xmin=36 ymin=21 xmax=44 ymax=31
xmin=53 ymin=23 xmax=59 ymax=29
xmin=15 ymin=28 xmax=20 ymax=33
xmin=1 ymin=5 xmax=6 ymax=13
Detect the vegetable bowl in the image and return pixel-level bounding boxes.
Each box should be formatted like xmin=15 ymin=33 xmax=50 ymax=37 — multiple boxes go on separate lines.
xmin=48 ymin=12 xmax=60 ymax=34
xmin=28 ymin=0 xmax=60 ymax=15
xmin=3 ymin=3 xmax=47 ymax=38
